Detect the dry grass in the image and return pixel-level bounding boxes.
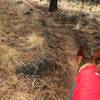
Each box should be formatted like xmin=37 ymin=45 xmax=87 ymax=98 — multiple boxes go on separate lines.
xmin=0 ymin=0 xmax=99 ymax=100
xmin=10 ymin=92 xmax=30 ymax=100
xmin=0 ymin=44 xmax=20 ymax=67
xmin=27 ymin=32 xmax=45 ymax=48
xmin=0 ymin=75 xmax=18 ymax=92
xmin=35 ymin=0 xmax=100 ymax=17
xmin=60 ymin=1 xmax=100 ymax=14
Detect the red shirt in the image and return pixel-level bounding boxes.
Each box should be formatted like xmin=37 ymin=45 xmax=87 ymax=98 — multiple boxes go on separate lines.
xmin=73 ymin=64 xmax=100 ymax=100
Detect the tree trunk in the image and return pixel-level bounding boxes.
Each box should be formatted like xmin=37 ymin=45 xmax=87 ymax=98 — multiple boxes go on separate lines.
xmin=48 ymin=0 xmax=58 ymax=12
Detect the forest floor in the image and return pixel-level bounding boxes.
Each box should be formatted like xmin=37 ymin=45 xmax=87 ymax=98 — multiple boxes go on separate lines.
xmin=0 ymin=0 xmax=100 ymax=100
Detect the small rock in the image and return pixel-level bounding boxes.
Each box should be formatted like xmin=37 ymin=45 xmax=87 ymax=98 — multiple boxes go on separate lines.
xmin=24 ymin=11 xmax=31 ymax=15
xmin=32 ymin=78 xmax=47 ymax=90
xmin=17 ymin=0 xmax=23 ymax=4
xmin=9 ymin=11 xmax=14 ymax=15
xmin=24 ymin=8 xmax=33 ymax=15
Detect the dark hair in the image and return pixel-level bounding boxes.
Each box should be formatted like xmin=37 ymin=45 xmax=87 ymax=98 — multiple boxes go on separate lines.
xmin=95 ymin=57 xmax=100 ymax=64
xmin=80 ymin=45 xmax=83 ymax=48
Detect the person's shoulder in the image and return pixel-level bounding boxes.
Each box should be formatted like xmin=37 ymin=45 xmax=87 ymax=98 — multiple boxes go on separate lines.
xmin=79 ymin=63 xmax=96 ymax=72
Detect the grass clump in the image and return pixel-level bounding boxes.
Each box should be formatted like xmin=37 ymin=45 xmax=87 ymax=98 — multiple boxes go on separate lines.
xmin=0 ymin=44 xmax=20 ymax=67
xmin=27 ymin=33 xmax=45 ymax=48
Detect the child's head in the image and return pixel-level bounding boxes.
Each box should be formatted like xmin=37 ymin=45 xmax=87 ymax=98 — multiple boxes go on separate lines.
xmin=95 ymin=57 xmax=100 ymax=65
xmin=80 ymin=45 xmax=84 ymax=49
xmin=95 ymin=57 xmax=100 ymax=70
